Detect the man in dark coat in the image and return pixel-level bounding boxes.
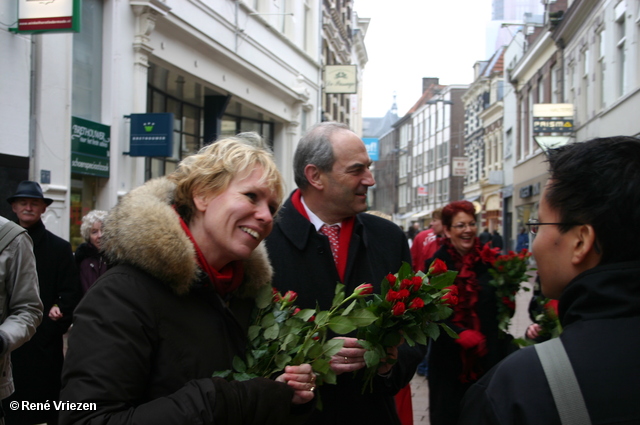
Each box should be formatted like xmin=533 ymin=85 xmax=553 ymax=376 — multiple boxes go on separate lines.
xmin=5 ymin=181 xmax=81 ymax=425
xmin=459 ymin=136 xmax=640 ymax=424
xmin=265 ymin=122 xmax=424 ymax=425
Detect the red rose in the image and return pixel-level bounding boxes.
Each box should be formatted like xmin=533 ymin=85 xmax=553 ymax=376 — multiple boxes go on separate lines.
xmin=501 ymin=296 xmax=516 ymax=311
xmin=397 ymin=289 xmax=410 ymax=300
xmin=386 ymin=274 xmax=397 ymax=285
xmin=409 ymin=297 xmax=425 ymax=309
xmin=386 ymin=290 xmax=400 ymax=302
xmin=411 ymin=276 xmax=423 ymax=291
xmin=293 ymin=308 xmax=301 ymax=315
xmin=282 ymin=291 xmax=298 ymax=303
xmin=400 ymin=279 xmax=413 ymax=290
xmin=442 ymin=285 xmax=459 ymax=306
xmin=308 ymin=315 xmax=316 ymax=322
xmin=272 ymin=288 xmax=282 ymax=302
xmin=392 ymin=302 xmax=406 ymax=316
xmin=480 ymin=243 xmax=500 ymax=264
xmin=355 ymin=283 xmax=374 ymax=296
xmin=428 ymin=258 xmax=448 ymax=275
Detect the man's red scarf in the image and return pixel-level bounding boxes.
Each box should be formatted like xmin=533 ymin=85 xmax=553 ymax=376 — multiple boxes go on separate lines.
xmin=291 ymin=189 xmax=354 ymax=282
xmin=176 ymin=212 xmax=244 ymax=297
xmin=444 ymin=237 xmax=486 ymax=382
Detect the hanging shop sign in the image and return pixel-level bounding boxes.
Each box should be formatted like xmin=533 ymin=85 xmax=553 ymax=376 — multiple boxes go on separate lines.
xmin=532 ymin=103 xmax=574 ymax=133
xmin=13 ymin=0 xmax=81 ymax=34
xmin=452 ymin=157 xmax=468 ymax=176
xmin=324 ymin=65 xmax=357 ymax=94
xmin=363 ymin=137 xmax=379 ymax=161
xmin=71 ymin=116 xmax=110 ymax=178
xmin=128 ymin=113 xmax=174 ymax=157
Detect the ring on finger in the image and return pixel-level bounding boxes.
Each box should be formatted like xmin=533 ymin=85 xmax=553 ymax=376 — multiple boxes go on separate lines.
xmin=344 ymin=356 xmax=349 ymax=364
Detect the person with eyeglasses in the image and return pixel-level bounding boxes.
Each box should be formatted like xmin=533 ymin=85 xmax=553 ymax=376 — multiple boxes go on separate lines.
xmin=459 ymin=136 xmax=640 ymax=425
xmin=424 ymin=200 xmax=517 ymax=425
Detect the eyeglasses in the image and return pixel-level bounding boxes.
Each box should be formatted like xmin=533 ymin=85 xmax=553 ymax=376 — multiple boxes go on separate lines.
xmin=450 ymin=222 xmax=477 ymax=231
xmin=525 ymin=219 xmax=582 ymax=235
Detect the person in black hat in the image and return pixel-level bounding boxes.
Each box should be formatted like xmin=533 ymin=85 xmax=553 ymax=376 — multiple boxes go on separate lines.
xmin=4 ymin=181 xmax=81 ymax=425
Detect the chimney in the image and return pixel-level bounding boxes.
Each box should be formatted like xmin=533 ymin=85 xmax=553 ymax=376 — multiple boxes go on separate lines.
xmin=422 ymin=77 xmax=440 ymax=93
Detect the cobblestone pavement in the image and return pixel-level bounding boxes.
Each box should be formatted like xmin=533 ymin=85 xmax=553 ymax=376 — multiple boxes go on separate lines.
xmin=410 ymin=272 xmax=537 ymax=424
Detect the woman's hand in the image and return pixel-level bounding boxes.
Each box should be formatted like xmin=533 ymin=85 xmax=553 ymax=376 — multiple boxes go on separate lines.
xmin=329 ymin=337 xmax=366 ymax=375
xmin=275 ymin=364 xmax=316 ymax=405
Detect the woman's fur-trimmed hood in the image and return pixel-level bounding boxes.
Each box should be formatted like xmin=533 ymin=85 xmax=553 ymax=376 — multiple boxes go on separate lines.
xmin=101 ymin=178 xmax=273 ymax=296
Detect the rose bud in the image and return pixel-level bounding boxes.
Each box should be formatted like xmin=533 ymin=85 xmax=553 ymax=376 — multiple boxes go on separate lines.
xmin=354 ymin=283 xmax=374 ymax=296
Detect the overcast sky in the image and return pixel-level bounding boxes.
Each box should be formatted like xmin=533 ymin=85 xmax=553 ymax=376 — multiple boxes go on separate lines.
xmin=353 ymin=0 xmax=494 ymax=118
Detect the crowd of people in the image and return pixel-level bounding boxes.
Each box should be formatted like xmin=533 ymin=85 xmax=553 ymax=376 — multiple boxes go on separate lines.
xmin=0 ymin=130 xmax=638 ymax=425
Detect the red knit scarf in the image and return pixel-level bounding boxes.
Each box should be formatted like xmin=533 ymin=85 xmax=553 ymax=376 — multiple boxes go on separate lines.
xmin=291 ymin=189 xmax=354 ymax=282
xmin=176 ymin=212 xmax=244 ymax=297
xmin=444 ymin=237 xmax=485 ymax=382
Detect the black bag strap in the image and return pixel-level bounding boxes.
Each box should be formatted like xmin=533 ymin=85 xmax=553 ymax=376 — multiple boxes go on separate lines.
xmin=535 ymin=337 xmax=592 ymax=425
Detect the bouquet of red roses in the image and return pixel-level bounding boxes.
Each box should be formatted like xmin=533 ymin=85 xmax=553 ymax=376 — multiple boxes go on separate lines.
xmin=213 ymin=282 xmax=377 ymax=387
xmin=355 ymin=260 xmax=458 ymax=392
xmin=483 ymin=245 xmax=535 ymax=332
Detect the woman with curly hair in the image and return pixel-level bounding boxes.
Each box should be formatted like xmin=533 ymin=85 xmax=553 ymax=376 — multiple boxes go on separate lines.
xmin=425 ymin=200 xmax=516 ymax=425
xmin=75 ymin=209 xmax=109 ymax=294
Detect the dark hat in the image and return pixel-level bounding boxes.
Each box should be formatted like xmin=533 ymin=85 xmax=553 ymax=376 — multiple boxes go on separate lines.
xmin=7 ymin=181 xmax=53 ymax=206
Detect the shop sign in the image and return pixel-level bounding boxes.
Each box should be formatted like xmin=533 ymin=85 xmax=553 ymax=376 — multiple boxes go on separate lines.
xmin=417 ymin=186 xmax=428 ymax=197
xmin=532 ymin=103 xmax=574 ymax=134
xmin=324 ymin=65 xmax=357 ymax=94
xmin=452 ymin=157 xmax=468 ymax=176
xmin=363 ymin=138 xmax=379 ymax=161
xmin=14 ymin=0 xmax=81 ymax=34
xmin=129 ymin=113 xmax=174 ymax=157
xmin=71 ymin=116 xmax=110 ymax=178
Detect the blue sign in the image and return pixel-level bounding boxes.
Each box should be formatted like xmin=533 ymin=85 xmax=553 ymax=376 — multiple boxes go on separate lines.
xmin=363 ymin=138 xmax=379 ymax=161
xmin=129 ymin=113 xmax=174 ymax=157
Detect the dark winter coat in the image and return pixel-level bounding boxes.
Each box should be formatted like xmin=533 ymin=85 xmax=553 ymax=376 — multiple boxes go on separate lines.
xmin=4 ymin=219 xmax=81 ymax=425
xmin=59 ymin=178 xmax=312 ymax=425
xmin=459 ymin=261 xmax=640 ymax=425
xmin=265 ymin=193 xmax=424 ymax=425
xmin=426 ymin=243 xmax=516 ymax=425
xmin=74 ymin=242 xmax=108 ymax=294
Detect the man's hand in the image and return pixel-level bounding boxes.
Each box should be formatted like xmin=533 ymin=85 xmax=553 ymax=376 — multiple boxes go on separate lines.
xmin=48 ymin=305 xmax=63 ymax=321
xmin=330 ymin=337 xmax=367 ymax=375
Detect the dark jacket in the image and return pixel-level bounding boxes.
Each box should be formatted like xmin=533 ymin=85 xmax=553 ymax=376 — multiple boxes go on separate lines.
xmin=4 ymin=219 xmax=81 ymax=425
xmin=459 ymin=261 xmax=640 ymax=425
xmin=426 ymin=243 xmax=515 ymax=425
xmin=265 ymin=193 xmax=424 ymax=425
xmin=60 ymin=178 xmax=311 ymax=425
xmin=74 ymin=242 xmax=108 ymax=294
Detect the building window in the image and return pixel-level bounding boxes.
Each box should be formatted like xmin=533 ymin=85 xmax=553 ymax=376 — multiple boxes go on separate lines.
xmin=598 ymin=29 xmax=606 ymax=109
xmin=616 ymin=13 xmax=627 ymax=97
xmin=72 ymin=0 xmax=103 ymax=122
xmin=581 ymin=48 xmax=590 ymax=120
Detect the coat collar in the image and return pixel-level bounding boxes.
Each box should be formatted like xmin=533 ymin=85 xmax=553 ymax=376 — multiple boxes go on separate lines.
xmin=102 ymin=177 xmax=273 ymax=297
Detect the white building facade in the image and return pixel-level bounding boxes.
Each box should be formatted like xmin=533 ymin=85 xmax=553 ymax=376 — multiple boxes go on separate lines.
xmin=1 ymin=0 xmax=324 ymax=246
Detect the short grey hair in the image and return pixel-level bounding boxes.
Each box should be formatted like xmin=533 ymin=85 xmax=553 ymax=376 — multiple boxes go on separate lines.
xmin=81 ymin=210 xmax=108 ymax=242
xmin=293 ymin=122 xmax=350 ymax=189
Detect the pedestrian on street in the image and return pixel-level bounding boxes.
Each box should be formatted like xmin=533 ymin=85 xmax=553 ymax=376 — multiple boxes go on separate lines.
xmin=459 ymin=136 xmax=640 ymax=424
xmin=265 ymin=122 xmax=423 ymax=425
xmin=60 ymin=136 xmax=316 ymax=425
xmin=0 ymin=214 xmax=43 ymax=425
xmin=4 ymin=181 xmax=81 ymax=425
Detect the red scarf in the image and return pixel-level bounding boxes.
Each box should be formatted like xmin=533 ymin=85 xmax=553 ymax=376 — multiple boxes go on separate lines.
xmin=291 ymin=189 xmax=354 ymax=282
xmin=444 ymin=237 xmax=486 ymax=382
xmin=176 ymin=212 xmax=244 ymax=297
